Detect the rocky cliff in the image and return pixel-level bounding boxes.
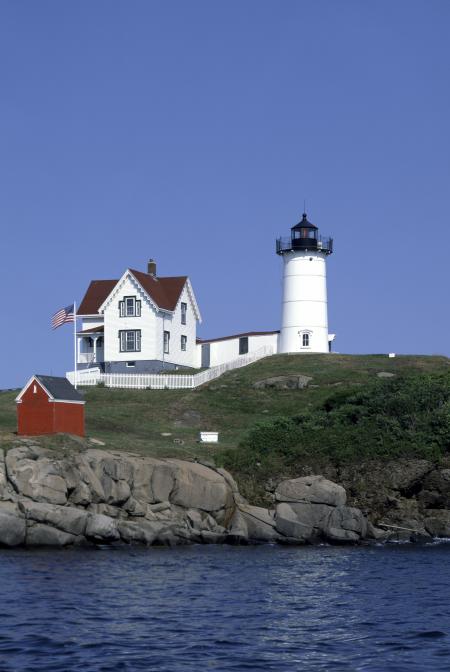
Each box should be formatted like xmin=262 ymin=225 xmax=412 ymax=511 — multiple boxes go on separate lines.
xmin=0 ymin=440 xmax=448 ymax=548
xmin=261 ymin=457 xmax=450 ymax=540
xmin=0 ymin=440 xmax=376 ymax=548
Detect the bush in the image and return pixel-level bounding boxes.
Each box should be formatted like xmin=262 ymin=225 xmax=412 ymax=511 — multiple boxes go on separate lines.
xmin=220 ymin=373 xmax=450 ymax=474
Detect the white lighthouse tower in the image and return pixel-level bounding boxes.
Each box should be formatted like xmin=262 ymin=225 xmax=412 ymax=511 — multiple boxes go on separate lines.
xmin=276 ymin=213 xmax=334 ymax=354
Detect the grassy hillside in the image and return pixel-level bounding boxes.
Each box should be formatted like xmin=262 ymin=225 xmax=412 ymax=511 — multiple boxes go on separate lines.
xmin=1 ymin=354 xmax=448 ymax=465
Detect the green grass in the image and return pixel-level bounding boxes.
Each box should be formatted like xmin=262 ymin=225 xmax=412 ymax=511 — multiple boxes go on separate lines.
xmin=1 ymin=354 xmax=448 ymax=464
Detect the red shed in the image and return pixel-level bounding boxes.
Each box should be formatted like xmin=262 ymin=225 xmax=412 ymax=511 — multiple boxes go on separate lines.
xmin=16 ymin=375 xmax=85 ymax=437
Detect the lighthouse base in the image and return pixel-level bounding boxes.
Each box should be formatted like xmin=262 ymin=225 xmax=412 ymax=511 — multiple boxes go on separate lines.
xmin=279 ymin=327 xmax=331 ymax=354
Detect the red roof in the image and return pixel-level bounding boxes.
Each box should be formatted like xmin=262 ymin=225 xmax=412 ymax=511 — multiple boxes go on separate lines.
xmin=197 ymin=331 xmax=279 ymax=344
xmin=78 ymin=271 xmax=187 ymax=315
xmin=78 ymin=280 xmax=117 ymax=315
xmin=78 ymin=326 xmax=104 ymax=334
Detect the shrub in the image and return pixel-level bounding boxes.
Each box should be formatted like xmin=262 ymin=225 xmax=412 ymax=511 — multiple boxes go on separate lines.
xmin=220 ymin=372 xmax=450 ymax=474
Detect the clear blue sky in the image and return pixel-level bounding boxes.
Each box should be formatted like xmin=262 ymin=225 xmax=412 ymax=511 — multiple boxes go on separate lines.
xmin=1 ymin=0 xmax=449 ymax=388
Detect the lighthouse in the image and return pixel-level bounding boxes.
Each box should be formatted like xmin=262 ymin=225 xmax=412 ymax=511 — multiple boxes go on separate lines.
xmin=276 ymin=213 xmax=334 ymax=354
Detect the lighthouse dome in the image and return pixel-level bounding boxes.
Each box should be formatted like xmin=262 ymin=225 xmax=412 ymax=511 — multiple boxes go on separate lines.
xmin=291 ymin=212 xmax=318 ymax=232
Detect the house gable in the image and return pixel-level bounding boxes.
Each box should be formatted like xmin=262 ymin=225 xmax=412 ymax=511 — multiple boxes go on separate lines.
xmin=99 ymin=270 xmax=163 ymax=315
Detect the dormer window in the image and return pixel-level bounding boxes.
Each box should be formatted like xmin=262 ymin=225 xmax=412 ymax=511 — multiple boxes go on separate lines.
xmin=119 ymin=296 xmax=141 ymax=317
xmin=181 ymin=302 xmax=187 ymax=325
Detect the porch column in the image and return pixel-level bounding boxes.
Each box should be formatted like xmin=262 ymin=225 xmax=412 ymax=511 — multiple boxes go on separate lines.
xmin=93 ymin=336 xmax=98 ymax=362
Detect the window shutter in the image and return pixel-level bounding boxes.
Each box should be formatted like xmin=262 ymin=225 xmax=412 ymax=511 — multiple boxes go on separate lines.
xmin=119 ymin=301 xmax=125 ymax=317
xmin=136 ymin=301 xmax=141 ymax=317
xmin=119 ymin=331 xmax=126 ymax=351
xmin=136 ymin=331 xmax=141 ymax=351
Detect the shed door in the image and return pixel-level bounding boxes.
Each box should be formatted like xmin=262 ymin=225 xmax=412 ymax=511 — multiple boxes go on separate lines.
xmin=201 ymin=344 xmax=210 ymax=368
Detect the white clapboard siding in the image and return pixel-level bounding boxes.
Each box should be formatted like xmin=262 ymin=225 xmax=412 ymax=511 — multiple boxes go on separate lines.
xmin=66 ymin=346 xmax=273 ymax=390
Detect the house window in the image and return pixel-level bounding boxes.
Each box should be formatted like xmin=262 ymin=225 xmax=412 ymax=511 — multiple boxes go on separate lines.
xmin=119 ymin=296 xmax=141 ymax=317
xmin=181 ymin=335 xmax=187 ymax=351
xmin=239 ymin=337 xmax=249 ymax=355
xmin=126 ymin=361 xmax=136 ymax=368
xmin=181 ymin=302 xmax=187 ymax=325
xmin=119 ymin=330 xmax=141 ymax=352
xmin=302 ymin=333 xmax=310 ymax=347
xmin=164 ymin=330 xmax=170 ymax=354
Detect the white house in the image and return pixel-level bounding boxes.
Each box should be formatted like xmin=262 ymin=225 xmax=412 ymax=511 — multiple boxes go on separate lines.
xmin=77 ymin=260 xmax=202 ymax=373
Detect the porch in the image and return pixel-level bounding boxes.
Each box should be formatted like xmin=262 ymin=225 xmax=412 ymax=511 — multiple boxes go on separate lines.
xmin=77 ymin=327 xmax=104 ymax=365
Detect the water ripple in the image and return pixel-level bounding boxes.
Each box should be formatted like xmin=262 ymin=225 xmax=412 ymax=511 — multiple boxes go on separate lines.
xmin=0 ymin=544 xmax=448 ymax=670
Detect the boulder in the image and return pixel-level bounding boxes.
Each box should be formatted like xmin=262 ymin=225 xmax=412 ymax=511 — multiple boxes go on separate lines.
xmin=118 ymin=520 xmax=165 ymax=545
xmin=325 ymin=506 xmax=367 ymax=543
xmin=85 ymin=514 xmax=120 ymax=541
xmin=168 ymin=460 xmax=234 ymax=513
xmin=186 ymin=509 xmax=221 ymax=533
xmin=69 ymin=482 xmax=92 ymax=507
xmin=74 ymin=455 xmax=105 ymax=503
xmin=366 ymin=522 xmax=390 ymax=541
xmin=276 ymin=475 xmax=346 ymax=507
xmin=151 ymin=463 xmax=176 ymax=502
xmin=93 ymin=451 xmax=134 ymax=484
xmin=0 ymin=512 xmax=26 ymax=547
xmin=216 ymin=468 xmax=240 ymax=496
xmin=19 ymin=501 xmax=89 ymax=536
xmin=6 ymin=448 xmax=67 ymax=505
xmin=88 ymin=503 xmax=124 ymax=519
xmin=123 ymin=496 xmax=147 ymax=517
xmin=424 ymin=510 xmax=450 ymax=538
xmin=100 ymin=475 xmax=131 ymax=506
xmin=253 ymin=375 xmax=312 ymax=390
xmin=148 ymin=501 xmax=171 ymax=514
xmin=26 ymin=523 xmax=77 ymax=547
xmin=275 ymin=503 xmax=315 ymax=542
xmin=233 ymin=504 xmax=280 ymax=543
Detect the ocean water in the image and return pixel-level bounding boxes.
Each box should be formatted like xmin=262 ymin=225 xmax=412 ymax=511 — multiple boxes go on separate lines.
xmin=0 ymin=543 xmax=449 ymax=671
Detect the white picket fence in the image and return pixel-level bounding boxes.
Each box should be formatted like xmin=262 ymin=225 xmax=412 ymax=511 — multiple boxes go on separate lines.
xmin=66 ymin=346 xmax=273 ymax=390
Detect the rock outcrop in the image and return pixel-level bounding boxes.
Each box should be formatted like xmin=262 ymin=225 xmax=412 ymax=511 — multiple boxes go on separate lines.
xmin=0 ymin=442 xmax=376 ymax=548
xmin=274 ymin=476 xmax=368 ymax=544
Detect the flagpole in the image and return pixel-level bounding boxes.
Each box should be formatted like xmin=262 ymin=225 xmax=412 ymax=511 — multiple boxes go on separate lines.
xmin=73 ymin=301 xmax=77 ymax=389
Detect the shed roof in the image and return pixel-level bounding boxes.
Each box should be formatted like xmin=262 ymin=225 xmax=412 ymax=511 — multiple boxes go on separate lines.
xmin=197 ymin=330 xmax=279 ymax=344
xmin=16 ymin=375 xmax=85 ymax=403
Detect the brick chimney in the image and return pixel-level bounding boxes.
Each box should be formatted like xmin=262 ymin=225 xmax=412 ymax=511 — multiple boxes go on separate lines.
xmin=147 ymin=259 xmax=157 ymax=276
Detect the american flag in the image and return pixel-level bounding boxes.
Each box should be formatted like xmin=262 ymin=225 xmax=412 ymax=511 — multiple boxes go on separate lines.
xmin=52 ymin=304 xmax=75 ymax=329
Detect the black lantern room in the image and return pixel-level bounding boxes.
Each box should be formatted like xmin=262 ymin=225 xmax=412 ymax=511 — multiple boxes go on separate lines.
xmin=276 ymin=213 xmax=333 ymax=255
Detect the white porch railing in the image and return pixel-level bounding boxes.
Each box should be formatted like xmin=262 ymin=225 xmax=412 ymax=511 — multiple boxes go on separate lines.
xmin=78 ymin=353 xmax=97 ymax=364
xmin=66 ymin=346 xmax=273 ymax=390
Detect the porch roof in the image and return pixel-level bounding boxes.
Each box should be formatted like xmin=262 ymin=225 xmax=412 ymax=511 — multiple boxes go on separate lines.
xmin=78 ymin=326 xmax=104 ymax=335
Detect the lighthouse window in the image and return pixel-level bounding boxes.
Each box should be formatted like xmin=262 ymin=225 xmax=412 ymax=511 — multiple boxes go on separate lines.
xmin=239 ymin=337 xmax=249 ymax=355
xmin=302 ymin=333 xmax=310 ymax=347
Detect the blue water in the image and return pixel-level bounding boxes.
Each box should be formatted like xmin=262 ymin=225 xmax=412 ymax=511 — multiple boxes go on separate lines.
xmin=0 ymin=544 xmax=449 ymax=671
